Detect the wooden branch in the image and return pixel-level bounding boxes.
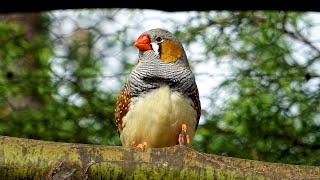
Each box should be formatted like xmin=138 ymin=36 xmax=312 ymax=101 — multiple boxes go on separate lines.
xmin=0 ymin=136 xmax=319 ymax=179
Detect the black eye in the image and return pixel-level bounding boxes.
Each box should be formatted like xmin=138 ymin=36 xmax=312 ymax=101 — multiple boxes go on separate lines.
xmin=155 ymin=36 xmax=162 ymax=42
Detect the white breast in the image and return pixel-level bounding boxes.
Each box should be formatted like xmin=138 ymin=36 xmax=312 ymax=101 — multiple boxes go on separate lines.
xmin=120 ymin=85 xmax=197 ymax=148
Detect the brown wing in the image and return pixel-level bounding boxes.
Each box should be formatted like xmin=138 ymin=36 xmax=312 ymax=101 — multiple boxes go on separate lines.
xmin=189 ymin=86 xmax=201 ymax=130
xmin=115 ymin=86 xmax=131 ymax=136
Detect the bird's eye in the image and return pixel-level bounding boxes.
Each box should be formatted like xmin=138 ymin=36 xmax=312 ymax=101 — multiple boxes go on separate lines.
xmin=155 ymin=36 xmax=163 ymax=43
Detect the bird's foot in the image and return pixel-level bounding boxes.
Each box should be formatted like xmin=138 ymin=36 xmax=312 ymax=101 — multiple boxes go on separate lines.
xmin=178 ymin=124 xmax=190 ymax=146
xmin=131 ymin=141 xmax=147 ymax=151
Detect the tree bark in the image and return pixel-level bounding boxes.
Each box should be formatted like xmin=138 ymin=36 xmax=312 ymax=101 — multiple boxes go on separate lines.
xmin=0 ymin=136 xmax=319 ymax=179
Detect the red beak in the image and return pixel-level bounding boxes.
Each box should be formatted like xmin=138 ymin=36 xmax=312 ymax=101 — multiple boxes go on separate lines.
xmin=134 ymin=34 xmax=152 ymax=51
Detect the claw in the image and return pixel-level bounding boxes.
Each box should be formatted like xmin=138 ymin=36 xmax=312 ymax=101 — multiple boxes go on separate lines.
xmin=178 ymin=124 xmax=190 ymax=146
xmin=131 ymin=141 xmax=147 ymax=151
xmin=137 ymin=142 xmax=147 ymax=151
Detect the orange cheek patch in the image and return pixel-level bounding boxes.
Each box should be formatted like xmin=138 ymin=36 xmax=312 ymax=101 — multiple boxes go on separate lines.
xmin=160 ymin=40 xmax=182 ymax=63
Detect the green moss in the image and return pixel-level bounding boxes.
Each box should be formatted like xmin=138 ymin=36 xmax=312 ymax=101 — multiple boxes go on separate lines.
xmin=89 ymin=162 xmax=124 ymax=179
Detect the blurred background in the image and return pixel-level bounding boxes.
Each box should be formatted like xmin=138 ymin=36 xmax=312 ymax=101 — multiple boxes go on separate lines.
xmin=0 ymin=9 xmax=320 ymax=166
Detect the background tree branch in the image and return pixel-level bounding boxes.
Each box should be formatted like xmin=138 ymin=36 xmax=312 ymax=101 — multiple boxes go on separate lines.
xmin=0 ymin=136 xmax=319 ymax=179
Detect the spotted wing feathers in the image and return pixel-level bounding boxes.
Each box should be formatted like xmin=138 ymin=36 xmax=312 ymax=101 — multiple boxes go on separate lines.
xmin=115 ymin=87 xmax=131 ymax=136
xmin=189 ymin=86 xmax=201 ymax=129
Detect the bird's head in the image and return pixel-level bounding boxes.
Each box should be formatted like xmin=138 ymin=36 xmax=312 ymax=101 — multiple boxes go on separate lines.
xmin=134 ymin=28 xmax=187 ymax=64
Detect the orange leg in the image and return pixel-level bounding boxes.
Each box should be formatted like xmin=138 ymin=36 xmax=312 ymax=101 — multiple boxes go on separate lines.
xmin=131 ymin=141 xmax=136 ymax=147
xmin=131 ymin=141 xmax=147 ymax=151
xmin=178 ymin=124 xmax=190 ymax=146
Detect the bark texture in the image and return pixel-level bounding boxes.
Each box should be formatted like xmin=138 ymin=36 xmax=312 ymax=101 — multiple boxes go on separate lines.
xmin=0 ymin=136 xmax=319 ymax=179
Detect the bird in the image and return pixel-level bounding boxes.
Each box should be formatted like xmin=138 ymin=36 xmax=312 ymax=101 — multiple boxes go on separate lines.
xmin=115 ymin=28 xmax=201 ymax=150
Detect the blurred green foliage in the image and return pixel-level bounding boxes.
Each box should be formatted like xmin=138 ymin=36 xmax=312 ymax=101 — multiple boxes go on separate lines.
xmin=0 ymin=14 xmax=120 ymax=145
xmin=0 ymin=11 xmax=319 ymax=166
xmin=179 ymin=12 xmax=320 ymax=165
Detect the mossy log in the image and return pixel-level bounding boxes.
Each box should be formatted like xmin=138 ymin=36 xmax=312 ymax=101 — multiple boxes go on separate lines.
xmin=0 ymin=136 xmax=319 ymax=179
